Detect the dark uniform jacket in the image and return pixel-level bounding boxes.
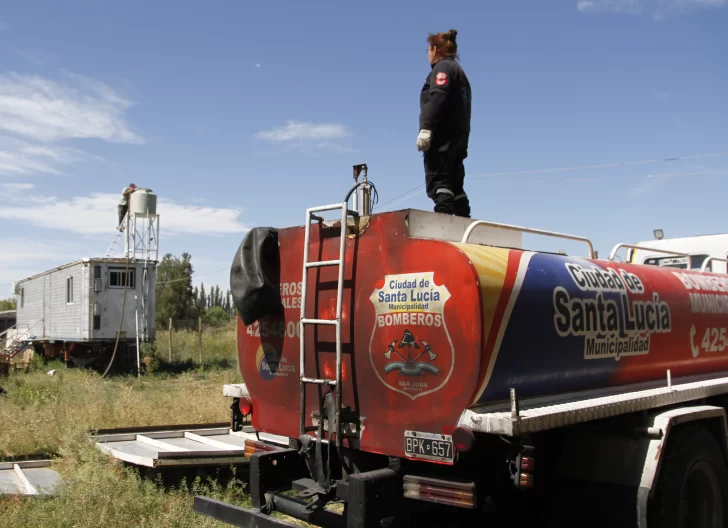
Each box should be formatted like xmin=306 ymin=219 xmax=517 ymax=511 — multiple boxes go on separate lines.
xmin=419 ymin=56 xmax=472 ymax=156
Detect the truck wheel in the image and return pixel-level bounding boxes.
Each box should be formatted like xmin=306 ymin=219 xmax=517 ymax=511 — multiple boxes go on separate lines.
xmin=650 ymin=425 xmax=728 ymax=528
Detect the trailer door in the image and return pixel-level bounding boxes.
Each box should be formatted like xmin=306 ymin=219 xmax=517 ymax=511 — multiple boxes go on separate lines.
xmin=97 ymin=264 xmax=137 ymax=340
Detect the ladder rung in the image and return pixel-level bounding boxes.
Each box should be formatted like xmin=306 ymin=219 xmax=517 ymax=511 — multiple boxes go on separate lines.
xmin=301 ymin=377 xmax=337 ymax=386
xmin=301 ymin=318 xmax=338 ymax=326
xmin=305 ymin=259 xmax=340 ymax=269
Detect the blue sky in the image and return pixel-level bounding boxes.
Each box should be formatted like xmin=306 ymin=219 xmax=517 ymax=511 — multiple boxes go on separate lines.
xmin=1 ymin=0 xmax=726 ymax=297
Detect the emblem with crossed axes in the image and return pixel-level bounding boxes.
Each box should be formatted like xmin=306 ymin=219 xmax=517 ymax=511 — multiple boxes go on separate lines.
xmin=383 ymin=329 xmax=440 ymax=376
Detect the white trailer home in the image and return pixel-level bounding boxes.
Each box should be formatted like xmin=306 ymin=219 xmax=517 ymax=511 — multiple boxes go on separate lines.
xmin=12 ymin=258 xmax=156 ymax=365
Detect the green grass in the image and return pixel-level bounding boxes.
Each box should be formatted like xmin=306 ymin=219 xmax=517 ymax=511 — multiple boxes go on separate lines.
xmin=145 ymin=322 xmax=239 ymax=371
xmin=0 ymin=438 xmax=251 ymax=528
xmin=0 ymin=321 xmax=319 ymax=527
xmin=0 ymin=365 xmax=242 ymax=459
xmin=0 ymin=322 xmax=242 ymax=459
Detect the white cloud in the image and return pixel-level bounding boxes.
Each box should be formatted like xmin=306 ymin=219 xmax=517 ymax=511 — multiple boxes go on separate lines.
xmin=577 ymin=0 xmax=643 ymax=13
xmin=0 ymin=192 xmax=248 ymax=236
xmin=577 ymin=0 xmax=727 ymax=15
xmin=255 ymin=120 xmax=350 ymax=143
xmin=0 ymin=238 xmax=103 ymax=294
xmin=0 ymin=238 xmax=76 ymax=263
xmin=0 ymin=71 xmax=143 ymax=144
xmin=0 ymin=137 xmax=99 ymax=176
xmin=0 ymin=182 xmax=35 ymax=192
xmin=255 ymin=64 xmax=261 ymax=68
xmin=315 ymin=141 xmax=355 ymax=153
xmin=0 ymin=181 xmax=58 ymax=203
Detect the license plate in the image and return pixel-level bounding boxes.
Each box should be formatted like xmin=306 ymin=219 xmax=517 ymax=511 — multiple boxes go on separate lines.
xmin=404 ymin=431 xmax=454 ymax=463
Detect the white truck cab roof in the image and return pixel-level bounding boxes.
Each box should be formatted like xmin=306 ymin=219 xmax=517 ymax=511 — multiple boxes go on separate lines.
xmin=628 ymin=233 xmax=728 ymax=273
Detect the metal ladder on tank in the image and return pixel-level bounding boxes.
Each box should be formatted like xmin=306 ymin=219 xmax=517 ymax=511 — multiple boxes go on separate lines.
xmin=298 ymin=201 xmax=353 ymax=449
xmin=298 ymin=164 xmax=372 ymax=451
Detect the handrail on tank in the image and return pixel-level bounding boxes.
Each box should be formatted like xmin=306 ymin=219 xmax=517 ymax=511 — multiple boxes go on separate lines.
xmin=461 ymin=220 xmax=596 ymax=259
xmin=701 ymin=257 xmax=728 ymax=273
xmin=608 ymin=243 xmax=693 ymax=269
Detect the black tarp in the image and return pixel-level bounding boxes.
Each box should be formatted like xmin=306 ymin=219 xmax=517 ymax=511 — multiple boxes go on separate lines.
xmin=230 ymin=227 xmax=282 ymax=326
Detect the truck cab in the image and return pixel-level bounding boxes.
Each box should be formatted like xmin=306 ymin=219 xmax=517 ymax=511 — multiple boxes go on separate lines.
xmin=629 ymin=233 xmax=728 ymax=273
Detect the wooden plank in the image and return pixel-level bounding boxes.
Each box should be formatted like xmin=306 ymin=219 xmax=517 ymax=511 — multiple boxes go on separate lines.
xmin=92 ymin=422 xmax=229 ymax=436
xmin=96 ymin=444 xmax=157 ymax=468
xmin=136 ymin=435 xmax=189 ymax=452
xmin=14 ymin=464 xmax=38 ymax=495
xmin=0 ymin=460 xmax=54 ymax=471
xmin=184 ymin=432 xmax=246 ymax=451
xmin=96 ymin=427 xmax=230 ymax=444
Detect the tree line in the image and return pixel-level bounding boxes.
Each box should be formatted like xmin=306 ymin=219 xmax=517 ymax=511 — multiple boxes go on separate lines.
xmin=155 ymin=252 xmax=235 ymax=328
xmin=0 ymin=299 xmax=16 ymax=311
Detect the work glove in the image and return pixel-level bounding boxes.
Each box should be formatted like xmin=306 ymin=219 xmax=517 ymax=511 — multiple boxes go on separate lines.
xmin=416 ymin=130 xmax=432 ymax=152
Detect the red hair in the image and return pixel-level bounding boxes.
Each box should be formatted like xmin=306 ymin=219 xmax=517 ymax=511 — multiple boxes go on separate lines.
xmin=427 ymin=29 xmax=459 ymax=59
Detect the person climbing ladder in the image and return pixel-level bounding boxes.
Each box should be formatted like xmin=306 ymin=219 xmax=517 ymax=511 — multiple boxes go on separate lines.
xmin=117 ymin=183 xmax=137 ymax=231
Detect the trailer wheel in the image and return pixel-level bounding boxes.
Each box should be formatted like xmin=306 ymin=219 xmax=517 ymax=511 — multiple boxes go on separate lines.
xmin=650 ymin=425 xmax=728 ymax=528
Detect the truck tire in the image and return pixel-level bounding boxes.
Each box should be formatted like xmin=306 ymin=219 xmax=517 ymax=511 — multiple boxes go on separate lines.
xmin=649 ymin=424 xmax=728 ymax=528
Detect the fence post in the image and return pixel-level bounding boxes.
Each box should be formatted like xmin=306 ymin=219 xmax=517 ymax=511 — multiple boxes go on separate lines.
xmin=198 ymin=316 xmax=203 ymax=365
xmin=168 ymin=318 xmax=172 ymax=362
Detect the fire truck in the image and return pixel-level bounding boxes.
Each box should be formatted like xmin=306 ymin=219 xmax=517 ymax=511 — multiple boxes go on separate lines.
xmin=194 ymin=165 xmax=728 ymax=527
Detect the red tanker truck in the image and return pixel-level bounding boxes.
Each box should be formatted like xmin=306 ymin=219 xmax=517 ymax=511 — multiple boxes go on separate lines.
xmin=195 ymin=165 xmax=728 ymax=528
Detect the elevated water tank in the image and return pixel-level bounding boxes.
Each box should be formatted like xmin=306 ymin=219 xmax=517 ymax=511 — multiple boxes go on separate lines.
xmin=129 ymin=188 xmax=157 ymax=218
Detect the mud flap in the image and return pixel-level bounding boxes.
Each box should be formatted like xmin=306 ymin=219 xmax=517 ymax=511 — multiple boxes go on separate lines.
xmin=298 ymin=391 xmax=339 ymax=498
xmin=194 ymin=467 xmax=402 ymax=528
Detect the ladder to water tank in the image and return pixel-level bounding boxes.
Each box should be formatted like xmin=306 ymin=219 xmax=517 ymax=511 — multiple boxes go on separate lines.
xmin=298 ymin=200 xmax=356 ymax=449
xmin=104 ymin=230 xmax=123 ymax=258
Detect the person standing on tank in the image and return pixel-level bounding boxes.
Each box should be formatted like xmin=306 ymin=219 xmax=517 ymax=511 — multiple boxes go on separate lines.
xmin=416 ymin=29 xmax=472 ymax=218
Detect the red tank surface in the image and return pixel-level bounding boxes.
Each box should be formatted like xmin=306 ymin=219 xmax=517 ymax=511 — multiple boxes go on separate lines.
xmin=234 ymin=209 xmax=728 ymax=463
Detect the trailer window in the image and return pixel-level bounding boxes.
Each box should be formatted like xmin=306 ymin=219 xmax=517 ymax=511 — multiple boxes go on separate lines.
xmin=94 ymin=315 xmax=101 ymax=330
xmin=20 ymin=287 xmax=24 ymax=308
xmin=643 ymin=254 xmax=710 ymax=271
xmin=66 ymin=276 xmax=74 ymax=304
xmin=109 ymin=268 xmax=135 ymax=289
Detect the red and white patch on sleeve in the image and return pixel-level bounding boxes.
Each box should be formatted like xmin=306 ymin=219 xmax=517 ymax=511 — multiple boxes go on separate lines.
xmin=435 ymin=72 xmax=449 ymax=87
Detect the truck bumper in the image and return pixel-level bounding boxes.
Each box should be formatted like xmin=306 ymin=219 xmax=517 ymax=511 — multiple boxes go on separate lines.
xmin=194 ymin=448 xmax=402 ymax=528
xmin=193 ymin=496 xmax=304 ymax=528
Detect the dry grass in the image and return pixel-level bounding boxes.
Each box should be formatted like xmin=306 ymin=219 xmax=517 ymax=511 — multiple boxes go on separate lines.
xmin=0 ymin=321 xmax=316 ymax=527
xmin=0 ymin=435 xmax=251 ymax=528
xmin=0 ymin=365 xmax=241 ymax=459
xmin=148 ymin=322 xmax=238 ymax=370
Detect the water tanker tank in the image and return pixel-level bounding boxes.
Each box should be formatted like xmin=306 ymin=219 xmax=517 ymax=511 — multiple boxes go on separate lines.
xmin=129 ymin=189 xmax=157 ymax=218
xmin=231 ymin=208 xmax=728 ymax=463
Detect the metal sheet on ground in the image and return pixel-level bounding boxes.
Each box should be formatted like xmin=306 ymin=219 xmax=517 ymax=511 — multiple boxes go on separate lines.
xmin=93 ymin=423 xmax=288 ymax=468
xmin=0 ymin=460 xmax=60 ymax=496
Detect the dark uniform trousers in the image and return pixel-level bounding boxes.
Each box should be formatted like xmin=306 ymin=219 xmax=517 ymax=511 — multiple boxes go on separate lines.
xmin=118 ymin=204 xmax=128 ymax=226
xmin=424 ymin=141 xmax=471 ymax=218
